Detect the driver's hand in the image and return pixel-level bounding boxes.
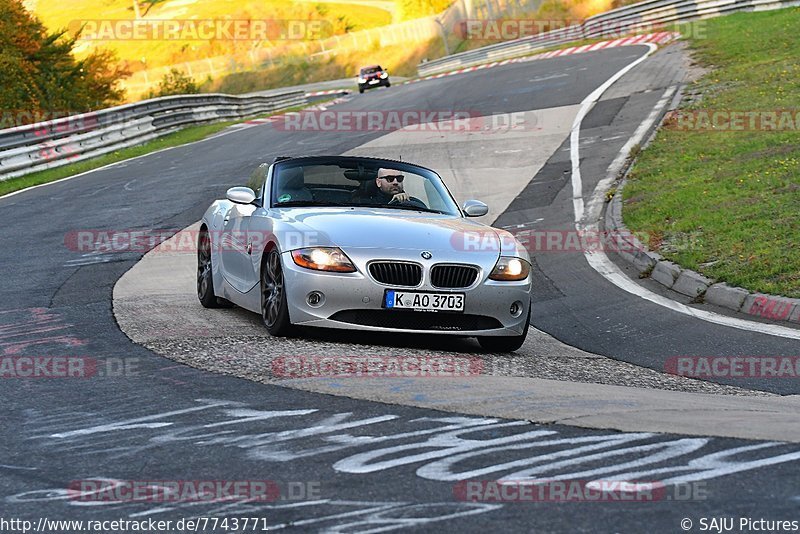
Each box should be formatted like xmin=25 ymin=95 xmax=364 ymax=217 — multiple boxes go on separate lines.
xmin=392 ymin=192 xmax=410 ymax=202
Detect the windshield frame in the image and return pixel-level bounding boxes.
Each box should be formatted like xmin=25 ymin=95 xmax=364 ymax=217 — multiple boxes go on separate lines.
xmin=267 ymin=156 xmax=462 ymax=216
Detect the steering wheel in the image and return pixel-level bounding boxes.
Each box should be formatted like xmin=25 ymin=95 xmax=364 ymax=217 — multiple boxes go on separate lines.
xmin=389 ymin=196 xmax=426 ymax=208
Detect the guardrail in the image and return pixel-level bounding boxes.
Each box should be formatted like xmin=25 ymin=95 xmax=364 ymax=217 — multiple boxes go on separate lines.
xmin=417 ymin=0 xmax=800 ymax=76
xmin=0 ymin=91 xmax=306 ymax=182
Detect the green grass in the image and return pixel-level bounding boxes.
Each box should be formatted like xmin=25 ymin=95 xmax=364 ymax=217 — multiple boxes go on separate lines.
xmin=0 ymin=100 xmax=324 ymax=197
xmin=622 ymin=8 xmax=800 ymax=297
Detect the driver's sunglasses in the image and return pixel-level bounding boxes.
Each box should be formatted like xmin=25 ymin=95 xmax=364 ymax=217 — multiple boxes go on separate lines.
xmin=380 ymin=174 xmax=404 ymax=183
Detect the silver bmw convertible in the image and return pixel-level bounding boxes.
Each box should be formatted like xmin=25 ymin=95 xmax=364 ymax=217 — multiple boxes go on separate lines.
xmin=198 ymin=155 xmax=532 ymax=352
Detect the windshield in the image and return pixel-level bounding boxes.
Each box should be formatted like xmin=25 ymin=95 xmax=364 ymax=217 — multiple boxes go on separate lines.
xmin=360 ymin=66 xmax=383 ymax=75
xmin=270 ymin=160 xmax=461 ymax=216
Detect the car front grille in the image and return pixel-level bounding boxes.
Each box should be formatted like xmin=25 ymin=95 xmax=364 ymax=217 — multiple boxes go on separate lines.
xmin=369 ymin=262 xmax=422 ymax=287
xmin=329 ymin=310 xmax=502 ymax=332
xmin=430 ymin=264 xmax=479 ymax=289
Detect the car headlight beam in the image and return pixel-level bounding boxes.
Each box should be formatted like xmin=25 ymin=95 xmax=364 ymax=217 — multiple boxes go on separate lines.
xmin=291 ymin=247 xmax=357 ymax=273
xmin=489 ymin=257 xmax=531 ymax=281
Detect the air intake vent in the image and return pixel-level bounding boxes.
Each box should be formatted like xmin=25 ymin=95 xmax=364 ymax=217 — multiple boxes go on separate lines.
xmin=430 ymin=265 xmax=479 ymax=288
xmin=330 ymin=310 xmax=502 ymax=331
xmin=369 ymin=262 xmax=422 ymax=287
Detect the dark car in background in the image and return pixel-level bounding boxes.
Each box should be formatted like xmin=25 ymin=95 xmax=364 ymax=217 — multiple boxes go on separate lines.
xmin=357 ymin=65 xmax=391 ymax=93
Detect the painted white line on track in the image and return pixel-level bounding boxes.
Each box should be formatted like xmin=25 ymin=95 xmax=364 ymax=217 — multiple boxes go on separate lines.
xmin=568 ymin=45 xmax=800 ymax=341
xmin=569 ymin=43 xmax=657 ymax=224
xmin=585 ymin=85 xmax=676 ymax=225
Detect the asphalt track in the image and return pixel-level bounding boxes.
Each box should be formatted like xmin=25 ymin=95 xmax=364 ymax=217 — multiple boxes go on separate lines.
xmin=1 ymin=43 xmax=799 ymax=531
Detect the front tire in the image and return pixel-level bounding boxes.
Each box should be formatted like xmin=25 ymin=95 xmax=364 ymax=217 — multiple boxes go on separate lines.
xmin=261 ymin=248 xmax=293 ymax=336
xmin=477 ymin=306 xmax=530 ymax=352
xmin=197 ymin=228 xmax=233 ymax=308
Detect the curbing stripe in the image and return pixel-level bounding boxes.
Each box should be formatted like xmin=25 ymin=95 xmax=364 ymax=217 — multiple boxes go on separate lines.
xmin=305 ymin=89 xmax=351 ymax=97
xmin=396 ymin=33 xmax=679 ymax=91
xmin=568 ymin=48 xmax=800 ymax=338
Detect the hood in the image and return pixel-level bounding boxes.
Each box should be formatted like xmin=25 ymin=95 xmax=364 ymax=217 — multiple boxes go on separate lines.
xmin=278 ymin=208 xmax=502 ymax=256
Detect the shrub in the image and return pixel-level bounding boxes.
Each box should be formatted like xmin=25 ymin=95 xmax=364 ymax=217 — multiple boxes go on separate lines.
xmin=0 ymin=0 xmax=129 ymax=126
xmin=148 ymin=69 xmax=200 ymax=98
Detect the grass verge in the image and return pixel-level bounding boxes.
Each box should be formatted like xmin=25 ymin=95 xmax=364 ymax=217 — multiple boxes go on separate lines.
xmin=0 ymin=101 xmax=325 ymax=198
xmin=622 ymin=8 xmax=800 ymax=298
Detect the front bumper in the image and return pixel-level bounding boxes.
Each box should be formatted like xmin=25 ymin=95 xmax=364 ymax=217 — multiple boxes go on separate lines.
xmin=281 ymin=252 xmax=531 ymax=337
xmin=359 ymin=78 xmax=389 ymax=90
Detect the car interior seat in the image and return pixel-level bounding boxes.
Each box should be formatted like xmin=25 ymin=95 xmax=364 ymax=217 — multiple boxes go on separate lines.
xmin=351 ymin=178 xmax=381 ymax=202
xmin=344 ymin=166 xmax=380 ymax=202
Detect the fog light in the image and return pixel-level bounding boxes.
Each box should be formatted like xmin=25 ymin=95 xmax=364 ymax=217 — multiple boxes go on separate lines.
xmin=307 ymin=291 xmax=324 ymax=307
xmin=510 ymin=301 xmax=523 ymax=317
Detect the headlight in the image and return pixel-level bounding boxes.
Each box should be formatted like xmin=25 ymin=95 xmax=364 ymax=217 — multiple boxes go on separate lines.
xmin=380 ymin=72 xmax=388 ymax=79
xmin=489 ymin=257 xmax=531 ymax=281
xmin=358 ymin=77 xmax=367 ymax=84
xmin=291 ymin=247 xmax=356 ymax=273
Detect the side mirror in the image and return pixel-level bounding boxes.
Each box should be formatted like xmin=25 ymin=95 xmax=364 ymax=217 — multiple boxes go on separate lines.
xmin=226 ymin=187 xmax=256 ymax=205
xmin=462 ymin=200 xmax=489 ymax=217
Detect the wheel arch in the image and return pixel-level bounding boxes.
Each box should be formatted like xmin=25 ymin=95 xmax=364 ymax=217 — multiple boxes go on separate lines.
xmin=258 ymin=240 xmax=280 ymax=277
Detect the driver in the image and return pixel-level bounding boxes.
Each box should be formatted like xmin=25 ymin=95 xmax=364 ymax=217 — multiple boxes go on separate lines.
xmin=375 ymin=168 xmax=410 ymax=204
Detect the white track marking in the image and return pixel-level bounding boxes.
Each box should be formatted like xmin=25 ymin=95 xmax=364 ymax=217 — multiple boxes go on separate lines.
xmin=569 ymin=45 xmax=800 ymax=340
xmin=0 ymin=464 xmax=38 ymax=471
xmin=570 ymin=43 xmax=658 ymax=223
xmin=584 ymin=86 xmax=676 ymax=224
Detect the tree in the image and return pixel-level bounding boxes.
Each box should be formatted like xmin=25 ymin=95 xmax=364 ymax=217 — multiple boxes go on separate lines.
xmin=149 ymin=69 xmax=199 ymax=98
xmin=0 ymin=0 xmax=129 ymax=126
xmin=74 ymin=48 xmax=130 ymax=109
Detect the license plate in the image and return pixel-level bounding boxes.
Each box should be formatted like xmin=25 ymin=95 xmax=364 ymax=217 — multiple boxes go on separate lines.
xmin=369 ymin=79 xmax=380 ymax=84
xmin=384 ymin=290 xmax=465 ymax=312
